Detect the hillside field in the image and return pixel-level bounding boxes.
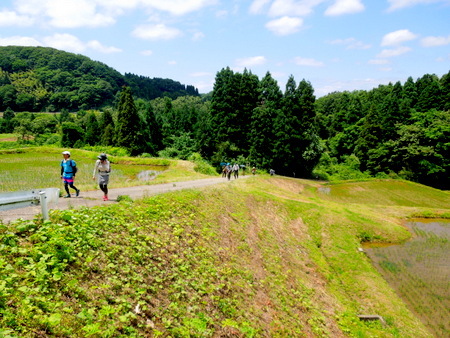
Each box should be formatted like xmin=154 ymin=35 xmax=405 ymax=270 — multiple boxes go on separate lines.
xmin=0 ymin=149 xmax=449 ymax=337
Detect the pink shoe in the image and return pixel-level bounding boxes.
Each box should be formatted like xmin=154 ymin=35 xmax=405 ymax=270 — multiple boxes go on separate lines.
xmin=103 ymin=195 xmax=108 ymax=201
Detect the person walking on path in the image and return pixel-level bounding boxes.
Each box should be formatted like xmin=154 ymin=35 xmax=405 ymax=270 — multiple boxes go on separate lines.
xmin=61 ymin=151 xmax=80 ymax=198
xmin=233 ymin=163 xmax=240 ymax=179
xmin=93 ymin=153 xmax=111 ymax=201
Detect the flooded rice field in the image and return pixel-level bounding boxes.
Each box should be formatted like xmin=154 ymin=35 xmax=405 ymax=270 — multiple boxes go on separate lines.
xmin=363 ymin=219 xmax=450 ymax=337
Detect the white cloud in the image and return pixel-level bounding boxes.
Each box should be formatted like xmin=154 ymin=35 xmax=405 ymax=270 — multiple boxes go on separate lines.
xmin=141 ymin=50 xmax=154 ymax=56
xmin=132 ymin=24 xmax=183 ymax=40
xmin=168 ymin=60 xmax=177 ymax=65
xmin=235 ymin=56 xmax=267 ymax=67
xmin=293 ymin=57 xmax=324 ymax=67
xmin=249 ymin=0 xmax=271 ymax=14
xmin=268 ymin=0 xmax=324 ymax=17
xmin=265 ymin=16 xmax=303 ymax=35
xmin=421 ymin=35 xmax=450 ymax=47
xmin=324 ymin=0 xmax=365 ymax=16
xmin=0 ymin=33 xmax=121 ymax=54
xmin=0 ymin=36 xmax=41 ymax=46
xmin=43 ymin=33 xmax=87 ymax=52
xmin=87 ymin=40 xmax=122 ymax=53
xmin=11 ymin=0 xmax=215 ymax=31
xmin=140 ymin=0 xmax=218 ymax=16
xmin=386 ymin=0 xmax=450 ymax=12
xmin=0 ymin=10 xmax=34 ymax=26
xmin=377 ymin=46 xmax=411 ymax=58
xmin=16 ymin=0 xmax=116 ymax=28
xmin=381 ymin=29 xmax=417 ymax=46
xmin=328 ymin=37 xmax=371 ymax=49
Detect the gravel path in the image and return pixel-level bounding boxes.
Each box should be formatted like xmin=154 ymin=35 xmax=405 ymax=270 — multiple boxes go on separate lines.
xmin=0 ymin=176 xmax=249 ymax=223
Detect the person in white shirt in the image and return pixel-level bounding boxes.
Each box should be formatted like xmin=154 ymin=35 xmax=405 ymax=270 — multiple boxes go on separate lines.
xmin=92 ymin=153 xmax=111 ymax=201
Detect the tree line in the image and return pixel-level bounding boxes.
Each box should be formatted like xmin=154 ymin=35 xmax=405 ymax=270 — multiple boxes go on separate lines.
xmin=0 ymin=47 xmax=448 ymax=189
xmin=0 ymin=46 xmax=198 ymax=112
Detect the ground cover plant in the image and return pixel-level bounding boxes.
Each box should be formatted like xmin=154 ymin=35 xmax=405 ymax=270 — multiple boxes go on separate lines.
xmin=2 ymin=173 xmax=448 ymax=336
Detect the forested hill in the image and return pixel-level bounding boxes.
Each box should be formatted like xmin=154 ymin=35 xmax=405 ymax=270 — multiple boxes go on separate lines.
xmin=0 ymin=46 xmax=199 ymax=112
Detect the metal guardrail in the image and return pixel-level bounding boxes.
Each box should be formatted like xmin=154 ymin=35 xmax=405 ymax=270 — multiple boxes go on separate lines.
xmin=0 ymin=188 xmax=60 ymax=220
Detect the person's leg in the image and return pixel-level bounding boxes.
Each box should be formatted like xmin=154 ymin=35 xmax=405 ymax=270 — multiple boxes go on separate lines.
xmin=69 ymin=183 xmax=80 ymax=196
xmin=100 ymin=183 xmax=108 ymax=200
xmin=64 ymin=182 xmax=70 ymax=197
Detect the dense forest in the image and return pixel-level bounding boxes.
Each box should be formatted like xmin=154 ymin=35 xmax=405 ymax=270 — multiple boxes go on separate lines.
xmin=0 ymin=46 xmax=198 ymax=112
xmin=0 ymin=47 xmax=448 ymax=189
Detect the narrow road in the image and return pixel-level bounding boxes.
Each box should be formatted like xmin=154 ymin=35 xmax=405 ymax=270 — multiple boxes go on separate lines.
xmin=0 ymin=176 xmax=250 ymax=223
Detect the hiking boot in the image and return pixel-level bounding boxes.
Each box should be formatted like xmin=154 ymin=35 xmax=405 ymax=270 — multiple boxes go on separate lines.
xmin=76 ymin=189 xmax=80 ymax=197
xmin=64 ymin=194 xmax=71 ymax=198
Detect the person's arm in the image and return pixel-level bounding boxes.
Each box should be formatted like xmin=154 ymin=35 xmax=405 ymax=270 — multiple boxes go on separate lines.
xmin=60 ymin=161 xmax=64 ymax=176
xmin=93 ymin=160 xmax=99 ymax=179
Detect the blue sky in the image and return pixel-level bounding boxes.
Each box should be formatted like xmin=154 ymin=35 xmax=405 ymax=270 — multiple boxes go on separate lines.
xmin=0 ymin=0 xmax=449 ymax=96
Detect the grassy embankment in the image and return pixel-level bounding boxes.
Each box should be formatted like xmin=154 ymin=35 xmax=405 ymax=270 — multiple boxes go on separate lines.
xmin=1 ymin=148 xmax=449 ymax=336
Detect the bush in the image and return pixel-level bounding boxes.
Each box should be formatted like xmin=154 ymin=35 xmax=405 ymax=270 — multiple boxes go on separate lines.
xmin=188 ymin=153 xmax=217 ymax=176
xmin=116 ymin=195 xmax=133 ymax=202
xmin=82 ymin=145 xmax=130 ymax=157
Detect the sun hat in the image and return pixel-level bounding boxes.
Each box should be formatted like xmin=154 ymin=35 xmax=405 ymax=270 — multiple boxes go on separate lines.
xmin=97 ymin=153 xmax=108 ymax=160
xmin=62 ymin=151 xmax=71 ymax=155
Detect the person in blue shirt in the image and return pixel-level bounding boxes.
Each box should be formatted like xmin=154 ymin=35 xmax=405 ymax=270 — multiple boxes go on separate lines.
xmin=60 ymin=151 xmax=80 ymax=198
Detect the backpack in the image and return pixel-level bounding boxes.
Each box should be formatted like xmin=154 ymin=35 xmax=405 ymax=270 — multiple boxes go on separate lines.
xmin=62 ymin=159 xmax=78 ymax=175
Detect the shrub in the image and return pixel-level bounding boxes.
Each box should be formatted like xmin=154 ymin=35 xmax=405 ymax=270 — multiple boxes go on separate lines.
xmin=188 ymin=153 xmax=217 ymax=176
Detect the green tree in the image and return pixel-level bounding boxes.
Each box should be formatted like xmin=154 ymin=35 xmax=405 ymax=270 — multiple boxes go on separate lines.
xmin=249 ymin=72 xmax=283 ymax=169
xmin=61 ymin=122 xmax=84 ymax=148
xmin=98 ymin=108 xmax=115 ymax=146
xmin=1 ymin=107 xmax=15 ymax=132
xmin=115 ymin=86 xmax=143 ymax=155
xmin=84 ymin=112 xmax=99 ymax=145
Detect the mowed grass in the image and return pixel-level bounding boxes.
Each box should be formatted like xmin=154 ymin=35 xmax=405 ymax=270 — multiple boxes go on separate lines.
xmin=317 ymin=180 xmax=450 ymax=208
xmin=0 ymin=147 xmax=216 ymax=193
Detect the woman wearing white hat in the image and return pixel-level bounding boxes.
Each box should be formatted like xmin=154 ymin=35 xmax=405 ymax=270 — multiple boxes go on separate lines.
xmin=60 ymin=151 xmax=80 ymax=198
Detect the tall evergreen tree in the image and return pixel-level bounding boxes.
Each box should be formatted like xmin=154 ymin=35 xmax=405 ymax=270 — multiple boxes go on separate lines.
xmin=440 ymin=71 xmax=450 ymax=111
xmin=415 ymin=74 xmax=441 ymax=112
xmin=208 ymin=67 xmax=240 ymax=162
xmin=296 ymin=79 xmax=321 ymax=176
xmin=99 ymin=109 xmax=115 ymax=146
xmin=234 ymin=69 xmax=260 ymax=154
xmin=115 ymin=86 xmax=143 ymax=155
xmin=249 ymin=72 xmax=283 ymax=169
xmin=84 ymin=112 xmax=99 ymax=145
xmin=141 ymin=101 xmax=163 ymax=155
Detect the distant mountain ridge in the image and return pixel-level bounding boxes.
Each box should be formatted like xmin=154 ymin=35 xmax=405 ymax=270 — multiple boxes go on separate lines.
xmin=0 ymin=46 xmax=199 ymax=112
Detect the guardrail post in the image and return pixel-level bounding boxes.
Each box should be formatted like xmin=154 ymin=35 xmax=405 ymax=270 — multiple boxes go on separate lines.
xmin=39 ymin=191 xmax=49 ymax=221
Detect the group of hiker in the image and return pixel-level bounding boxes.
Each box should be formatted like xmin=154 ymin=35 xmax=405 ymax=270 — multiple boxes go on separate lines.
xmin=60 ymin=151 xmax=111 ymax=201
xmin=221 ymin=163 xmax=262 ymax=180
xmin=61 ymin=152 xmax=275 ymax=201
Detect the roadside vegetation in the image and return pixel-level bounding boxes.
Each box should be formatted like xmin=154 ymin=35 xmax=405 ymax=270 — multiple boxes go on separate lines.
xmin=1 ymin=149 xmax=449 ymax=336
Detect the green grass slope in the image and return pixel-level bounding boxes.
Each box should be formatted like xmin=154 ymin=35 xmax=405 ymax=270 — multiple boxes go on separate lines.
xmin=316 ymin=180 xmax=449 ymax=208
xmin=2 ymin=175 xmax=446 ymax=337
